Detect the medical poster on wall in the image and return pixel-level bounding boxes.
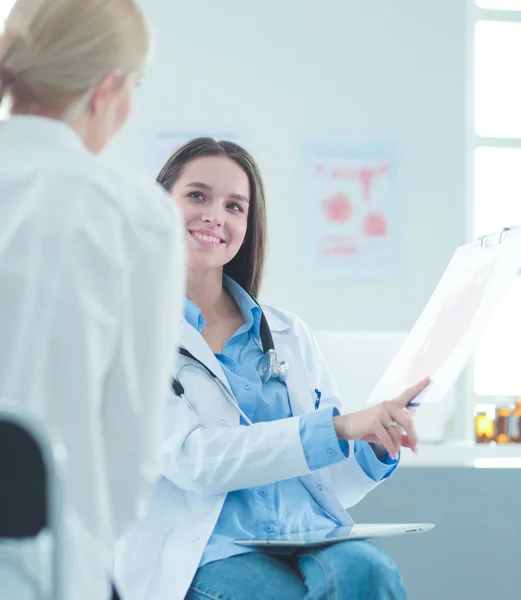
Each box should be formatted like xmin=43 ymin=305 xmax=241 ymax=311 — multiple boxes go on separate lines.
xmin=300 ymin=141 xmax=401 ymax=282
xmin=143 ymin=127 xmax=243 ymax=178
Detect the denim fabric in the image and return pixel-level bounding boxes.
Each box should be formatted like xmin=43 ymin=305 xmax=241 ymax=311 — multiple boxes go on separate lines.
xmin=186 ymin=541 xmax=406 ymax=600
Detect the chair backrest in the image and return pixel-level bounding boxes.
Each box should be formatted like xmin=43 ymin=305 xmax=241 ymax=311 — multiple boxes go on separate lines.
xmin=0 ymin=400 xmax=67 ymax=599
xmin=0 ymin=420 xmax=47 ymax=538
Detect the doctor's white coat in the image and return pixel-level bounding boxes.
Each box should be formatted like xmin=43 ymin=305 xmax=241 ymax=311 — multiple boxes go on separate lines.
xmin=0 ymin=116 xmax=185 ymax=600
xmin=115 ymin=305 xmax=386 ymax=600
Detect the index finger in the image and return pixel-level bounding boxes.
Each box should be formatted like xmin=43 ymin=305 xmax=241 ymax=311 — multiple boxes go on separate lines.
xmin=395 ymin=377 xmax=430 ymax=407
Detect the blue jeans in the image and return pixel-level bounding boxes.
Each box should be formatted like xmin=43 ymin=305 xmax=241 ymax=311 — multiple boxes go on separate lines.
xmin=186 ymin=541 xmax=406 ymax=600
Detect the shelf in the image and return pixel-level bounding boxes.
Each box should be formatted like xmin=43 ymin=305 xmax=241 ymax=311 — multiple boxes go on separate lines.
xmin=399 ymin=440 xmax=521 ymax=468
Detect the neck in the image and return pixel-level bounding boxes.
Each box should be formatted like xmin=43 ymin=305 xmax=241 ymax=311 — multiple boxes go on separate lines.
xmin=187 ymin=267 xmax=230 ymax=322
xmin=12 ymin=105 xmax=65 ymax=121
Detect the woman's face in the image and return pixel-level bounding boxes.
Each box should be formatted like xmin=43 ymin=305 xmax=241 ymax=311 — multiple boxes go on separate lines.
xmin=172 ymin=155 xmax=250 ymax=274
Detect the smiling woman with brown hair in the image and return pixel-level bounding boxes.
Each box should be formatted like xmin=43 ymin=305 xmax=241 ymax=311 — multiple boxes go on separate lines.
xmin=114 ymin=137 xmax=429 ymax=600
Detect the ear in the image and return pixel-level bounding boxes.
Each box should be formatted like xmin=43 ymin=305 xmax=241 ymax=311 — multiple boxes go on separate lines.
xmin=88 ymin=69 xmax=124 ymax=116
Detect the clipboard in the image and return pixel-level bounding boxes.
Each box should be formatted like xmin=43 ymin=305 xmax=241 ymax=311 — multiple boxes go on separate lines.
xmin=366 ymin=224 xmax=521 ymax=406
xmin=477 ymin=225 xmax=517 ymax=248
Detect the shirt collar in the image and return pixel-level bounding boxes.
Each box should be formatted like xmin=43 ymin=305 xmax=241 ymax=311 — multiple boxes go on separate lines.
xmin=223 ymin=274 xmax=262 ymax=341
xmin=183 ymin=275 xmax=261 ymax=340
xmin=184 ymin=297 xmax=206 ymax=334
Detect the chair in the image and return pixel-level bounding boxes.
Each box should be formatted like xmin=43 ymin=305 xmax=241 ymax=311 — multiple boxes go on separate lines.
xmin=0 ymin=399 xmax=67 ymax=600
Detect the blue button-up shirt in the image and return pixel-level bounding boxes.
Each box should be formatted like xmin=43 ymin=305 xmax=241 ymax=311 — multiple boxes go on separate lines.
xmin=185 ymin=276 xmax=398 ymax=567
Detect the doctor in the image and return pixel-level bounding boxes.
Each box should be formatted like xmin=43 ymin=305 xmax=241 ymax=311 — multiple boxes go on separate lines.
xmin=114 ymin=138 xmax=428 ymax=600
xmin=0 ymin=1 xmax=184 ymax=599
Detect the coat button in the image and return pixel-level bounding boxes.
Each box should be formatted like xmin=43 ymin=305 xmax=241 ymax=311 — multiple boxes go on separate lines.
xmin=317 ymin=484 xmax=323 ymax=491
xmin=191 ymin=536 xmax=200 ymax=543
xmin=221 ymin=419 xmax=228 ymax=426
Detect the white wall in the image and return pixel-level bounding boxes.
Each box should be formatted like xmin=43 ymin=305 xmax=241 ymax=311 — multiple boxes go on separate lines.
xmin=107 ymin=0 xmax=469 ymax=332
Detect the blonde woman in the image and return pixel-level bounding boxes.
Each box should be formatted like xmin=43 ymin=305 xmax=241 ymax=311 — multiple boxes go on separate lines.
xmin=0 ymin=1 xmax=184 ymax=599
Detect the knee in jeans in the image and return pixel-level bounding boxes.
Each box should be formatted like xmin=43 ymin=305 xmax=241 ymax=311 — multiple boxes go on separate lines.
xmin=344 ymin=541 xmax=401 ymax=584
xmin=356 ymin=542 xmax=400 ymax=583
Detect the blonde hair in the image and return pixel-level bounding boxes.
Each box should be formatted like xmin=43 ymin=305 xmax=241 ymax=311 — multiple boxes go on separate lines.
xmin=0 ymin=0 xmax=151 ymax=115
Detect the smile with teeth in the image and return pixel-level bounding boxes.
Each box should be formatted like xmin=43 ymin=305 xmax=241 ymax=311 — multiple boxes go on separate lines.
xmin=190 ymin=230 xmax=225 ymax=246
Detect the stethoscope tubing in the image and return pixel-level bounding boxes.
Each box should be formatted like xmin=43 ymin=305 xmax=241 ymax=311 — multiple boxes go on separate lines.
xmin=174 ymin=359 xmax=254 ymax=425
xmin=172 ymin=297 xmax=276 ymax=428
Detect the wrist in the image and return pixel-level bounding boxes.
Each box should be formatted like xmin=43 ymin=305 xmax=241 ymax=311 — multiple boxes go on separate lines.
xmin=370 ymin=442 xmax=389 ymax=459
xmin=333 ymin=414 xmax=350 ymax=441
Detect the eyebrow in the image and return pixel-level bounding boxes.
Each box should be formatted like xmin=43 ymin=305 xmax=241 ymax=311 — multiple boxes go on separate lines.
xmin=185 ymin=181 xmax=249 ymax=204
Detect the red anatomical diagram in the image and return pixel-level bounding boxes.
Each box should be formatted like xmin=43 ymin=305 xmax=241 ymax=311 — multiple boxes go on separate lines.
xmin=322 ymin=192 xmax=353 ymax=223
xmin=363 ymin=211 xmax=388 ymax=237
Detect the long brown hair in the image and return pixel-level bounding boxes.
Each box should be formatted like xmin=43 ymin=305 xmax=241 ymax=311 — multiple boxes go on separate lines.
xmin=157 ymin=137 xmax=267 ymax=298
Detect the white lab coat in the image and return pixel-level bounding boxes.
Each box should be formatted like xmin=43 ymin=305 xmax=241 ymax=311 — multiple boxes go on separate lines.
xmin=0 ymin=116 xmax=185 ymax=600
xmin=114 ymin=305 xmax=384 ymax=600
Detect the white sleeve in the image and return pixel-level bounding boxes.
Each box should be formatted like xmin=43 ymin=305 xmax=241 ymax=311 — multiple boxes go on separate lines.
xmin=161 ymin=395 xmax=311 ymax=495
xmin=101 ymin=192 xmax=185 ymax=535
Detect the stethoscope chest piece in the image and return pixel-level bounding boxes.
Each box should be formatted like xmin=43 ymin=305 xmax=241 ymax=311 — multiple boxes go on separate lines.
xmin=174 ymin=293 xmax=291 ymax=422
xmin=257 ymin=349 xmax=289 ymax=383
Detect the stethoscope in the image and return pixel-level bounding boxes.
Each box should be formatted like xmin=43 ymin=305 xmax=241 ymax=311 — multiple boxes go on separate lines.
xmin=171 ymin=305 xmax=289 ymax=425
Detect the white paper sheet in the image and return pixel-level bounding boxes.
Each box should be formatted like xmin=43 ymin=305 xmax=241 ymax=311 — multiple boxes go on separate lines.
xmin=366 ymin=225 xmax=521 ymax=405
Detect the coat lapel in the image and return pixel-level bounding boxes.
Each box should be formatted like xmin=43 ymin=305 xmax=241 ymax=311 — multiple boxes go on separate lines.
xmin=271 ymin=330 xmax=315 ymax=417
xmin=177 ymin=318 xmax=233 ymax=395
xmin=266 ymin=310 xmax=354 ymax=526
xmin=264 ymin=308 xmax=313 ymax=417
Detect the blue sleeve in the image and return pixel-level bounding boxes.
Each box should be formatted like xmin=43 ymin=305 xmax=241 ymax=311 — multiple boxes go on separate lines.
xmin=354 ymin=440 xmax=399 ymax=482
xmin=299 ymin=407 xmax=348 ymax=471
